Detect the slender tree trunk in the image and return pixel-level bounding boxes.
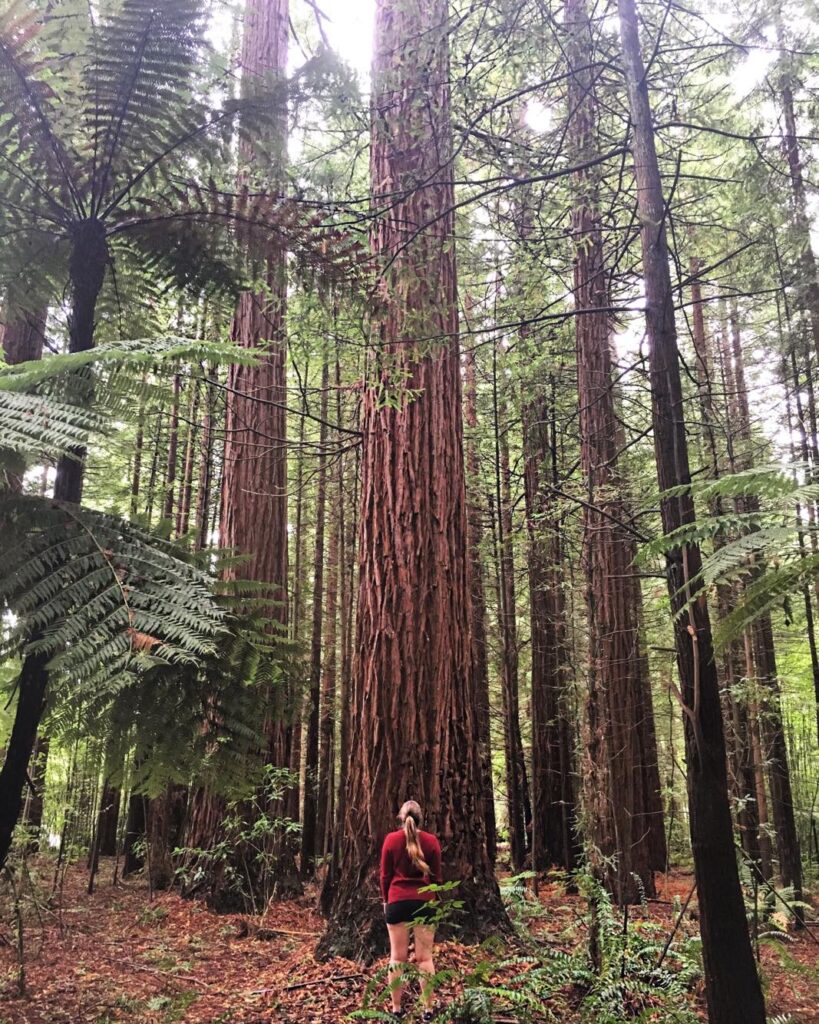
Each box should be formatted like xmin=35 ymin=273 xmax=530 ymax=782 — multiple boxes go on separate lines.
xmin=616 ymin=3 xmax=765 ymax=1019
xmin=777 ymin=289 xmax=819 ymax=744
xmin=318 ymin=378 xmax=340 ymax=860
xmin=493 ymin=348 xmax=529 ymax=870
xmin=195 ymin=365 xmax=217 ymax=549
xmin=2 ymin=306 xmax=50 ymax=846
xmin=176 ymin=381 xmax=200 ymax=537
xmin=464 ymin=340 xmax=497 ymax=862
xmin=163 ymin=371 xmax=182 ymax=524
xmin=778 ymin=52 xmax=819 ymax=368
xmin=689 ymin=270 xmax=766 ymax=872
xmin=523 ymin=396 xmax=578 ymax=873
xmin=727 ymin=306 xmax=803 ymax=909
xmin=567 ymin=0 xmax=663 ymax=900
xmin=320 ymin=368 xmax=357 ymax=907
xmin=318 ymin=0 xmax=507 ymax=959
xmin=302 ymin=358 xmax=330 ymax=873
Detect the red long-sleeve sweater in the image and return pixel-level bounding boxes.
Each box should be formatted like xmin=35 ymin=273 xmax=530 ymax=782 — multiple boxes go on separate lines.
xmin=380 ymin=829 xmax=442 ymax=903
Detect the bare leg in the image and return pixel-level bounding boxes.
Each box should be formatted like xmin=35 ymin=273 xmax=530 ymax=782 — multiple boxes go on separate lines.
xmin=413 ymin=924 xmax=436 ymax=1009
xmin=386 ymin=922 xmax=409 ymax=1012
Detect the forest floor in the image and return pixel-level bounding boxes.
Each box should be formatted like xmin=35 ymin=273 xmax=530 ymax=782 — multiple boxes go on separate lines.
xmin=0 ymin=860 xmax=817 ymax=1024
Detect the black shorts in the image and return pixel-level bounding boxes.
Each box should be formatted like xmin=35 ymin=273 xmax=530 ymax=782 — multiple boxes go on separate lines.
xmin=385 ymin=899 xmax=437 ymax=926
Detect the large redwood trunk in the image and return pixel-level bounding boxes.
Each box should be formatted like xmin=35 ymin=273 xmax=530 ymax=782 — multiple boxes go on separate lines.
xmin=318 ymin=0 xmax=506 ymax=960
xmin=616 ymin=2 xmax=765 ymax=1020
xmin=566 ymin=0 xmax=663 ymax=901
xmin=182 ymin=0 xmax=299 ymax=899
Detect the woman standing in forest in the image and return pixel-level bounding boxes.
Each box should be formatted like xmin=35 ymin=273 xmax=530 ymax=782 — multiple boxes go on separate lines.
xmin=380 ymin=801 xmax=442 ymax=1020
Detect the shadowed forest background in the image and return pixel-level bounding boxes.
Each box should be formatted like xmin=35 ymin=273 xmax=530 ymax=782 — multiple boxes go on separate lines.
xmin=0 ymin=0 xmax=817 ymax=1021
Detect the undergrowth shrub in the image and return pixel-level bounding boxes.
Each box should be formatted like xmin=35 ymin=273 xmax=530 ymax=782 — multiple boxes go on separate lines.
xmin=352 ymin=873 xmax=703 ymax=1023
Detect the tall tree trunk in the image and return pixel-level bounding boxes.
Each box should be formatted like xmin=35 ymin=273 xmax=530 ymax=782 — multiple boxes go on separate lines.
xmin=726 ymin=306 xmax=803 ymax=909
xmin=318 ymin=0 xmax=507 ymax=959
xmin=567 ymin=0 xmax=663 ymax=901
xmin=523 ymin=395 xmax=577 ymax=873
xmin=163 ymin=370 xmax=182 ymax=524
xmin=493 ymin=347 xmax=529 ymax=870
xmin=302 ymin=358 xmax=330 ymax=873
xmin=182 ymin=0 xmax=298 ymax=899
xmin=464 ymin=339 xmax=497 ymax=862
xmin=195 ymin=365 xmax=217 ymax=549
xmin=2 ymin=305 xmax=50 ymax=845
xmin=616 ymin=3 xmax=765 ymax=1020
xmin=689 ymin=270 xmax=766 ymax=873
xmin=0 ymin=220 xmax=108 ymax=871
xmin=317 ymin=359 xmax=341 ymax=860
xmin=777 ymin=44 xmax=819 ymax=369
xmin=176 ymin=380 xmax=200 ymax=537
xmin=777 ymin=284 xmax=819 ymax=745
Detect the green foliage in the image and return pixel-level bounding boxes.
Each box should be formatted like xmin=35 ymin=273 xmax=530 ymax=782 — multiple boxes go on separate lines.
xmin=103 ymin=591 xmax=299 ymax=798
xmin=173 ymin=765 xmax=300 ymax=914
xmin=640 ymin=467 xmax=819 ymax=649
xmin=0 ymin=494 xmax=225 ymax=673
xmin=0 ymin=334 xmax=254 ymax=466
xmin=354 ymin=876 xmax=702 ymax=1024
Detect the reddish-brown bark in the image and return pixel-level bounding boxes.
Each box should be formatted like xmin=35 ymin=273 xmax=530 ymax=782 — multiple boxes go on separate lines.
xmin=318 ymin=0 xmax=505 ymax=959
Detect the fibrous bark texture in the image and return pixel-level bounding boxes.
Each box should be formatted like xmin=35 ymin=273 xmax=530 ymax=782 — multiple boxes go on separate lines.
xmin=318 ymin=0 xmax=506 ymax=960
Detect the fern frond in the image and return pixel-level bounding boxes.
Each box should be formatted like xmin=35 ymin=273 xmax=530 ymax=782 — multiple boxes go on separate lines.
xmin=0 ymin=389 xmax=103 ymax=461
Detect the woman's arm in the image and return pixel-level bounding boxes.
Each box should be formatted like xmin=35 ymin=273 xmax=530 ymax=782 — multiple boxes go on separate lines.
xmin=430 ymin=838 xmax=443 ymax=886
xmin=380 ymin=836 xmax=394 ymax=903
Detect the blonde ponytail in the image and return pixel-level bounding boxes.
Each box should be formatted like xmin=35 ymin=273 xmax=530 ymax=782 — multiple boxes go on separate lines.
xmin=399 ymin=800 xmax=430 ymax=875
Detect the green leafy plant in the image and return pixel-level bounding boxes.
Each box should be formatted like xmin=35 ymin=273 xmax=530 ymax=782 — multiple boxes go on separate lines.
xmin=173 ymin=765 xmax=300 ymax=914
xmin=639 ymin=466 xmax=819 ymax=648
